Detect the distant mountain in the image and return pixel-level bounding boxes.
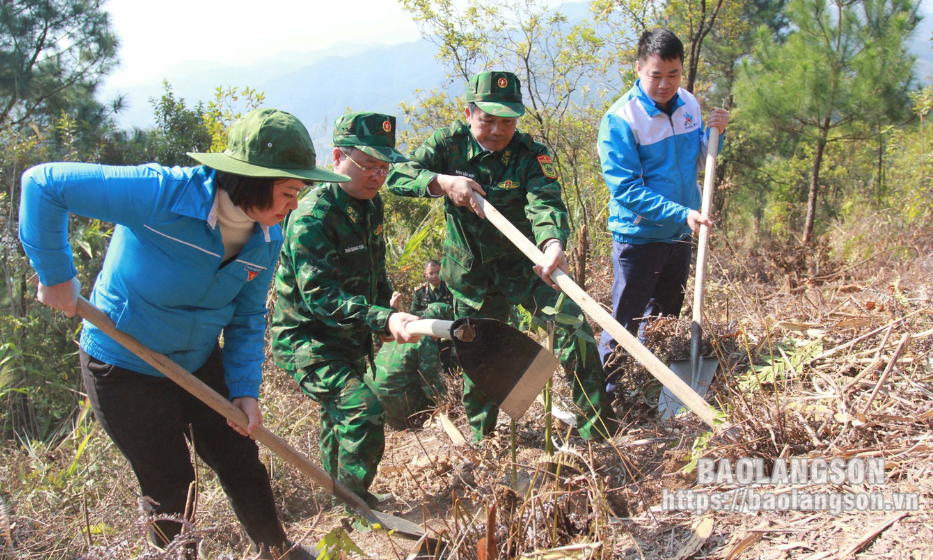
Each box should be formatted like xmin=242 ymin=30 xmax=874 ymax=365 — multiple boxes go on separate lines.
xmin=99 ymin=39 xmax=448 ymax=151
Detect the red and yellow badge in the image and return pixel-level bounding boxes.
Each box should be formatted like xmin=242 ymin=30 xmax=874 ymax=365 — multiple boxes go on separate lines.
xmin=374 ymin=224 xmax=384 ymax=236
xmin=497 ymin=77 xmax=508 ymax=88
xmin=497 ymin=180 xmax=520 ymax=190
xmin=537 ymin=155 xmax=558 ymax=179
xmin=382 ymin=120 xmax=392 ymax=132
xmin=246 ymin=270 xmax=260 ymax=282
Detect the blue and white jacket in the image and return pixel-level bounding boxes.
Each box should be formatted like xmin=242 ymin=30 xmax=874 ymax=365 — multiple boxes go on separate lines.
xmin=598 ymin=80 xmax=722 ymax=244
xmin=19 ymin=163 xmax=283 ymax=399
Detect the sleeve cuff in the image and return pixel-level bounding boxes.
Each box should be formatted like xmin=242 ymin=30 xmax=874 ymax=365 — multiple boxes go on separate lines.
xmin=421 ymin=171 xmax=441 ymax=197
xmin=366 ymin=305 xmax=395 ymax=333
xmin=225 ymin=378 xmax=260 ymax=400
xmin=534 ymin=227 xmax=567 ymax=248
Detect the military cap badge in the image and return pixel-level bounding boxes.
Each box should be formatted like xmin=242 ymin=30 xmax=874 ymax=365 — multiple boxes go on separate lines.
xmin=383 ymin=120 xmax=392 ymax=132
xmin=498 ymin=77 xmax=508 ymax=88
xmin=537 ymin=155 xmax=557 ymax=179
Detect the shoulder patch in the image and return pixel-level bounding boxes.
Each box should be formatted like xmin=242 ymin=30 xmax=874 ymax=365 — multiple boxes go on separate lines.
xmin=537 ymin=155 xmax=558 ymax=179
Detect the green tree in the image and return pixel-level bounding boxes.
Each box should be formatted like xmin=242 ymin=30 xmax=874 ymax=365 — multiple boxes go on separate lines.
xmin=0 ymin=0 xmax=118 ymax=128
xmin=735 ymin=0 xmax=919 ymax=245
xmin=664 ymin=0 xmax=728 ymax=93
xmin=146 ymin=82 xmax=213 ymax=167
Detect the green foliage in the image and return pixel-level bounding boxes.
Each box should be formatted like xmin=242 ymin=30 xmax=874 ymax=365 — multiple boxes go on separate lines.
xmin=312 ymin=527 xmax=365 ymax=559
xmin=146 ymin=82 xmax=213 ymax=167
xmin=738 ymin=337 xmax=823 ymax=391
xmin=0 ymin=0 xmax=119 ymax=129
xmin=203 ymin=85 xmax=266 ymax=153
xmin=734 ymin=0 xmax=919 ymax=244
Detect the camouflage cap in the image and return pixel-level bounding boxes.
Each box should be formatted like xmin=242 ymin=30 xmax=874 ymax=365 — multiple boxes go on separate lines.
xmin=188 ymin=108 xmax=349 ymax=183
xmin=333 ymin=111 xmax=408 ymax=163
xmin=465 ymin=71 xmax=526 ymax=118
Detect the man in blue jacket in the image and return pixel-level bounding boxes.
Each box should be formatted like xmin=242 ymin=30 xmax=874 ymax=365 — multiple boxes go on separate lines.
xmin=597 ymin=29 xmax=729 ymax=388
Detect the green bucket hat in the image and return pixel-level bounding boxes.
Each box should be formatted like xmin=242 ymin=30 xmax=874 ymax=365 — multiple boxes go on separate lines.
xmin=465 ymin=71 xmax=526 ymax=118
xmin=188 ymin=108 xmax=349 ymax=183
xmin=333 ymin=112 xmax=408 ymax=163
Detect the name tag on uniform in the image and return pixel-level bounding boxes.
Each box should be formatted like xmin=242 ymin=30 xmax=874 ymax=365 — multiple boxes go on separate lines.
xmin=453 ymin=170 xmax=476 ymax=179
xmin=344 ymin=244 xmax=365 ymax=254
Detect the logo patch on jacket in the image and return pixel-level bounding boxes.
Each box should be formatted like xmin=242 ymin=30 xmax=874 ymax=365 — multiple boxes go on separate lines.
xmin=537 ymin=155 xmax=558 ymax=179
xmin=497 ymin=180 xmax=520 ymax=190
xmin=374 ymin=224 xmax=384 ymax=236
xmin=684 ymin=112 xmax=699 ymax=130
xmin=244 ymin=263 xmax=264 ymax=281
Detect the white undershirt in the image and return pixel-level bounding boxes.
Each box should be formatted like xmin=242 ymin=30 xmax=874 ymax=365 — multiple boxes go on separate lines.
xmin=215 ymin=190 xmax=256 ymax=261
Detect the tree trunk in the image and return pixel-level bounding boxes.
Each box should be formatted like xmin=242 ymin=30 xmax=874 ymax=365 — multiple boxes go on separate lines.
xmin=802 ymin=121 xmax=830 ymax=246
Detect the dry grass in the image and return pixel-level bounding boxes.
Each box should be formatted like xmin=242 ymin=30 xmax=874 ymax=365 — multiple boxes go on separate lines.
xmin=2 ymin=222 xmax=932 ymax=559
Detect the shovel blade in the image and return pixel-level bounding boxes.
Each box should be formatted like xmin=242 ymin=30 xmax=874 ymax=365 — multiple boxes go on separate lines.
xmin=451 ymin=317 xmax=558 ymax=421
xmin=659 ymin=357 xmax=719 ymax=419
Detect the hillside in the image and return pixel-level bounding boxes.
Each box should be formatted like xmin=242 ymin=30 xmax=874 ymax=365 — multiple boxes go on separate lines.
xmin=2 ymin=229 xmax=931 ymax=559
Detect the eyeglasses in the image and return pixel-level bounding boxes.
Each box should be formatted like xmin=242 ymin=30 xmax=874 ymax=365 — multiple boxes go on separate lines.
xmin=341 ymin=150 xmax=391 ymax=177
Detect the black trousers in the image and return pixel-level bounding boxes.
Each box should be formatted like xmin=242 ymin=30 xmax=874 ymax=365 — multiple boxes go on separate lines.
xmin=80 ymin=346 xmax=287 ymax=550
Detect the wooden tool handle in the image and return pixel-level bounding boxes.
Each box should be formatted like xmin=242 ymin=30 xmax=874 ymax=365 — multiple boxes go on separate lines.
xmin=29 ymin=276 xmax=378 ymax=523
xmin=473 ymin=194 xmax=720 ymax=429
xmin=691 ymin=127 xmax=720 ymax=373
xmin=693 ymin=127 xmax=719 ymax=327
xmin=404 ymin=319 xmax=454 ymax=338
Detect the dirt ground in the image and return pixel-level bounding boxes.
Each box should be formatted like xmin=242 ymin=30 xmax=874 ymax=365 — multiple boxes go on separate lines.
xmin=2 ymin=241 xmax=932 ymax=559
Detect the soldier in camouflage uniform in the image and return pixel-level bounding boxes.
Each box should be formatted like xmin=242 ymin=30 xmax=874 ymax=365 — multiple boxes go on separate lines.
xmin=410 ymin=260 xmax=453 ymax=313
xmin=272 ymin=112 xmax=420 ymax=504
xmin=386 ymin=71 xmax=617 ymax=442
xmin=410 ymin=260 xmax=454 ymax=370
xmin=368 ymin=302 xmax=452 ymax=429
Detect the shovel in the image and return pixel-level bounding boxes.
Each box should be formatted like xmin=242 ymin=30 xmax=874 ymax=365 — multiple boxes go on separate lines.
xmin=28 ymin=276 xmax=429 ymax=540
xmin=404 ymin=318 xmax=558 ymax=421
xmin=471 ymin=194 xmax=723 ymax=430
xmin=661 ymin=127 xmax=722 ymax=419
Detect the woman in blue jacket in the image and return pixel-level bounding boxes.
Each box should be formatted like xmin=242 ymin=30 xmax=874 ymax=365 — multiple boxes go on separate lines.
xmin=19 ymin=108 xmax=345 ymax=558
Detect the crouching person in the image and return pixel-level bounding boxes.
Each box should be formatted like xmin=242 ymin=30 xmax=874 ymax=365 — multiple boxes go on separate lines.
xmin=271 ymin=112 xmax=420 ymax=507
xmin=369 ymin=302 xmax=453 ymax=429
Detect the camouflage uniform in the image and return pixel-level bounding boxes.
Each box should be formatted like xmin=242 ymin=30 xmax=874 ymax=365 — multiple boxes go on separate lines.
xmin=272 ymin=112 xmax=407 ymax=500
xmin=368 ymin=303 xmax=453 ymax=428
xmin=386 ymin=72 xmax=616 ymax=442
xmin=409 ymin=281 xmax=453 ymax=314
xmin=410 ymin=281 xmax=454 ymax=370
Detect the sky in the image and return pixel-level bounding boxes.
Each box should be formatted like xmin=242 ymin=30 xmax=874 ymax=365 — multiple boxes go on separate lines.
xmin=103 ymin=0 xmax=426 ymax=88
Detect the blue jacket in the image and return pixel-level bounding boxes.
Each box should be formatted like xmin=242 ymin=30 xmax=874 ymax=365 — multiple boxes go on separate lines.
xmin=598 ymin=80 xmax=722 ymax=244
xmin=19 ymin=163 xmax=283 ymax=399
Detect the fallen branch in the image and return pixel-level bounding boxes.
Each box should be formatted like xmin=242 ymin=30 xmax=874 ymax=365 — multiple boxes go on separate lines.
xmin=809 ymin=309 xmax=928 ymax=363
xmin=837 ymin=511 xmax=908 ymax=558
xmin=861 ymin=334 xmax=911 ymax=415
